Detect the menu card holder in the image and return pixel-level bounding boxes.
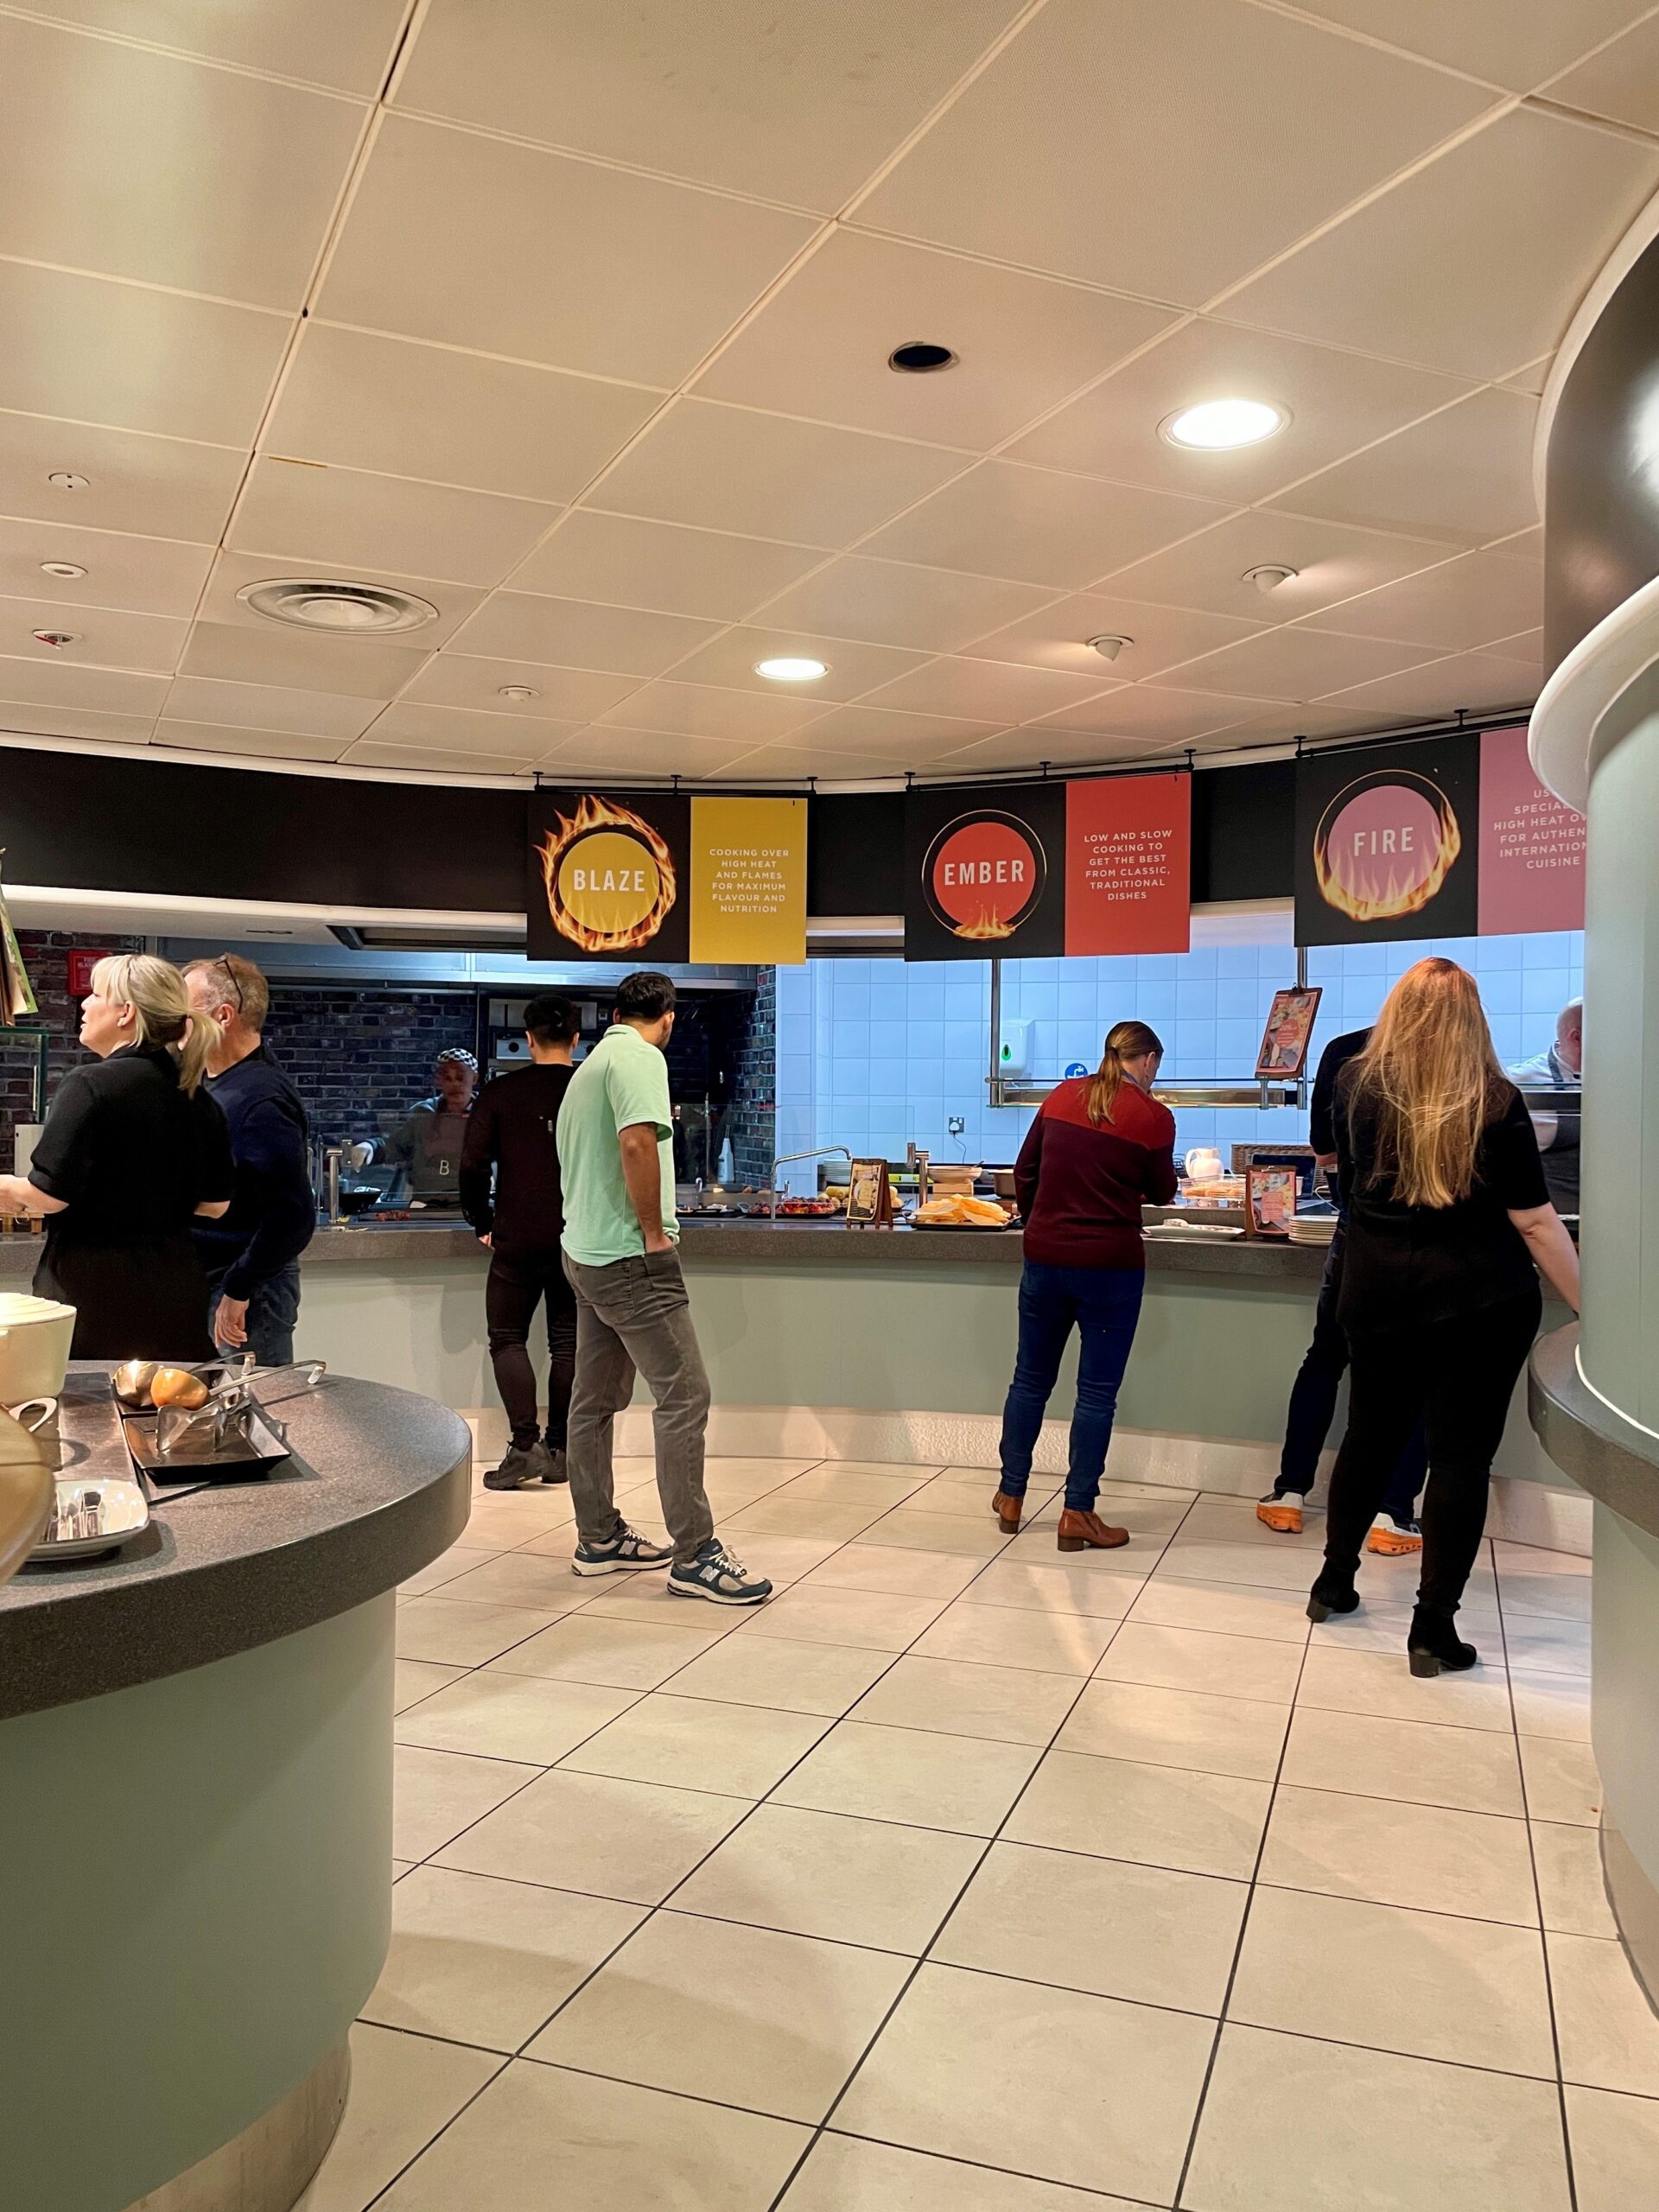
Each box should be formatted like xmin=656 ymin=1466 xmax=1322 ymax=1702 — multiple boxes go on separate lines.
xmin=1246 ymin=1166 xmax=1298 ymax=1239
xmin=846 ymin=1158 xmax=893 ymax=1228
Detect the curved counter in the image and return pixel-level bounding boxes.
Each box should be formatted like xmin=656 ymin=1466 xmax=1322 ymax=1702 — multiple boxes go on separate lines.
xmin=0 ymin=1368 xmax=471 ymax=2212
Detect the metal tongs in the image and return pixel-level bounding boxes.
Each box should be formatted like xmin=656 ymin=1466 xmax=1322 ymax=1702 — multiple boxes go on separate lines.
xmin=154 ymin=1357 xmax=327 ymax=1459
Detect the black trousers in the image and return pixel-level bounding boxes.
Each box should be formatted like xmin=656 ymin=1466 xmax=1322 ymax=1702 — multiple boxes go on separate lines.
xmin=486 ymin=1246 xmax=577 ymax=1450
xmin=1281 ymin=1221 xmax=1427 ymax=1522
xmin=1323 ymin=1288 xmax=1541 ymax=1613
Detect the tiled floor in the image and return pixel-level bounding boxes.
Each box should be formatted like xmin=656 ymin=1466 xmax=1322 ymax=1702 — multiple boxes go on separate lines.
xmin=297 ymin=1448 xmax=1659 ymax=2212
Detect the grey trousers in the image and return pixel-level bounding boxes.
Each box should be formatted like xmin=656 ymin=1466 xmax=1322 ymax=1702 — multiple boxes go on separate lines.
xmin=563 ymin=1247 xmax=715 ymax=1566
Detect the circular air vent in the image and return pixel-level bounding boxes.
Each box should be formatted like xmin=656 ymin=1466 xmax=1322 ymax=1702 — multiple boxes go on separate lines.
xmin=237 ymin=577 xmax=439 ymax=634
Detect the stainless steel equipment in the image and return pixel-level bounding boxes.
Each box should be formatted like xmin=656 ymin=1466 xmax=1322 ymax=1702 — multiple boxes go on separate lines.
xmin=768 ymin=1147 xmax=853 ymax=1219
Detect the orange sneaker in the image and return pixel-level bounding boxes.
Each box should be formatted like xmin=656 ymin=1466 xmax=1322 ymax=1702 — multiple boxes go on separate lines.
xmin=1256 ymin=1492 xmax=1304 ymax=1535
xmin=1366 ymin=1516 xmax=1423 ymax=1556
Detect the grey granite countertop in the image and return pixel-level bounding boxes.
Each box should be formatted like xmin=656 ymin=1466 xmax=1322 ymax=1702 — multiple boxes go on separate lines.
xmin=0 ymin=1366 xmax=471 ymax=1720
xmin=1529 ymin=1323 xmax=1659 ymax=1541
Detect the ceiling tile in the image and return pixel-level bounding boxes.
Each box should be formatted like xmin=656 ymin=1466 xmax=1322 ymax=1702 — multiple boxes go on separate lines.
xmin=318 ymin=114 xmax=815 ymax=387
xmin=366 ymin=702 xmax=585 ymax=754
xmin=664 ymin=626 xmax=929 ymax=702
xmin=0 ymin=16 xmax=364 ymax=308
xmin=162 ymin=676 xmax=383 ymax=741
xmin=1499 ymin=358 xmax=1554 ymax=398
xmin=1223 ymin=107 xmax=1659 ymax=382
xmin=1301 ymin=544 xmax=1545 ymax=652
xmin=394 ymin=0 xmax=1026 ymax=211
xmin=0 ymin=701 xmax=156 ymax=745
xmin=230 ymin=457 xmax=560 ymax=588
xmin=0 ymin=595 xmax=185 ymax=675
xmin=155 ymin=721 xmax=352 ymax=764
xmin=749 ymin=556 xmax=1053 ymax=652
xmin=1100 ymin=511 xmax=1452 ymax=621
xmin=1154 ymin=626 xmax=1430 ymax=702
xmin=1027 ymin=683 xmax=1282 ymax=741
xmin=772 ymin=702 xmax=1000 ymax=755
xmin=1266 ymin=388 xmax=1539 ymax=546
xmin=1545 ymin=15 xmax=1659 ymax=132
xmin=0 ymin=654 xmax=167 ymax=715
xmin=342 ymin=738 xmax=537 ymax=777
xmin=198 ymin=550 xmax=485 ymax=647
xmin=267 ymin=324 xmax=661 ymax=505
xmin=25 ymin=1 xmax=410 ymax=95
xmin=1209 ymin=702 xmax=1383 ymax=747
xmin=704 ymin=743 xmax=894 ymax=782
xmin=860 ymin=459 xmax=1231 ymax=588
xmin=1317 ymin=649 xmax=1541 ymax=718
xmin=961 ymin=591 xmax=1264 ymax=680
xmin=551 ymin=729 xmax=756 ymax=779
xmin=442 ymin=593 xmax=720 ymax=678
xmin=404 ymin=655 xmax=643 ymax=722
xmin=698 ymin=231 xmax=1175 ymax=449
xmin=1287 ymin=1 xmax=1653 ymax=89
xmin=0 ymin=517 xmax=212 ymax=619
xmin=0 ymin=259 xmax=288 ymax=445
xmin=933 ymin=726 xmax=1176 ymax=772
xmin=591 ymin=399 xmax=965 ymax=548
xmin=0 ymin=414 xmax=245 ymax=543
xmin=862 ymin=655 xmax=1116 ymax=722
xmin=510 ymin=512 xmax=823 ymax=621
xmin=1486 ymin=627 xmax=1544 ymax=663
xmin=859 ymin=0 xmax=1493 ymax=305
xmin=1009 ymin=319 xmax=1472 ymax=503
xmin=180 ymin=620 xmax=429 ymax=700
xmin=594 ymin=678 xmax=828 ymax=742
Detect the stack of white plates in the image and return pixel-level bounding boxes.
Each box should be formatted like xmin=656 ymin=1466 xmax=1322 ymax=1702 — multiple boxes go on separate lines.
xmin=1288 ymin=1214 xmax=1339 ymax=1246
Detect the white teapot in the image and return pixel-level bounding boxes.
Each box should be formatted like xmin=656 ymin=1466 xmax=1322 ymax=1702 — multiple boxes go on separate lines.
xmin=1184 ymin=1147 xmax=1224 ymax=1184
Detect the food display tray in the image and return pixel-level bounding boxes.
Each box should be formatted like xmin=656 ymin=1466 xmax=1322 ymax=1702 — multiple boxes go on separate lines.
xmin=906 ymin=1218 xmax=1018 ymax=1232
xmin=123 ymin=1403 xmax=293 ymax=1484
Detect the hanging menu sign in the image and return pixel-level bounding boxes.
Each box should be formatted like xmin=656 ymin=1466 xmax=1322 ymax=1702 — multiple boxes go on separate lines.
xmin=687 ymin=795 xmax=807 ymax=963
xmin=1477 ymin=723 xmax=1586 ymax=934
xmin=1294 ymin=734 xmax=1480 ymax=948
xmin=1065 ymin=772 xmax=1191 ymax=955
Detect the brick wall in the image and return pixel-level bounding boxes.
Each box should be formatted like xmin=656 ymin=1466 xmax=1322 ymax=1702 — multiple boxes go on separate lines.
xmin=728 ymin=966 xmax=777 ymax=1188
xmin=1 ymin=929 xmax=144 ymax=1164
xmin=260 ymin=986 xmax=480 ymax=1147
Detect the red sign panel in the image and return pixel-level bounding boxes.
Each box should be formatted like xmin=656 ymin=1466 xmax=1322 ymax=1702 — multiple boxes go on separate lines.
xmin=1477 ymin=723 xmax=1586 ymax=934
xmin=66 ymin=950 xmax=112 ymax=996
xmin=1064 ymin=772 xmax=1191 ymax=955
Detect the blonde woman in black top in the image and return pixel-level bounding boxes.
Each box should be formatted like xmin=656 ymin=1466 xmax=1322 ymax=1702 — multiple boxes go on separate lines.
xmin=1306 ymin=959 xmax=1580 ymax=1675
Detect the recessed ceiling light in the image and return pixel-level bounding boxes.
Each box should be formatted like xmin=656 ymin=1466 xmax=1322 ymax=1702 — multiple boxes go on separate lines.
xmin=47 ymin=471 xmax=90 ymax=491
xmin=1242 ymin=563 xmax=1300 ymax=594
xmin=497 ymin=684 xmax=539 ymax=702
xmin=888 ymin=340 xmax=958 ymax=373
xmin=40 ymin=561 xmax=87 ymax=580
xmin=237 ymin=576 xmax=439 ymax=634
xmin=754 ymin=655 xmax=829 ymax=683
xmin=1087 ymin=633 xmax=1133 ymax=662
xmin=1160 ymin=397 xmax=1288 ymax=450
xmin=31 ymin=629 xmax=79 ymax=649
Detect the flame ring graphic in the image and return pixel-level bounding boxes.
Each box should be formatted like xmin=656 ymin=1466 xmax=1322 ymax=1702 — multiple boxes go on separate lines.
xmin=922 ymin=809 xmax=1046 ymax=942
xmin=1313 ymin=770 xmax=1462 ymax=925
xmin=538 ymin=794 xmax=678 ymax=953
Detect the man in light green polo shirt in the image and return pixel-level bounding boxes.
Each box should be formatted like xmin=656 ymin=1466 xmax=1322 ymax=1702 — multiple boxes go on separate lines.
xmin=558 ymin=971 xmax=771 ymax=1607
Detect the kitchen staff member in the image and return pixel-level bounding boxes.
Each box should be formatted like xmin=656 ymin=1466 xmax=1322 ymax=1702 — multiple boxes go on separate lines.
xmin=385 ymin=1047 xmax=478 ymax=1202
xmin=1510 ymin=997 xmax=1581 ymax=1217
xmin=0 ymin=955 xmax=233 ymax=1358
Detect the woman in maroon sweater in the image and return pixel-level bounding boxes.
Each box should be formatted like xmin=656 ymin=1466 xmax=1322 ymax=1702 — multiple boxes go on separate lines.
xmin=993 ymin=1021 xmax=1178 ymax=1550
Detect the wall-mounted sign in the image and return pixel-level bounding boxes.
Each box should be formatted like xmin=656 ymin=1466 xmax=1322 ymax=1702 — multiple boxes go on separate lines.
xmin=1476 ymin=723 xmax=1586 ymax=934
xmin=1294 ymin=737 xmax=1479 ymax=946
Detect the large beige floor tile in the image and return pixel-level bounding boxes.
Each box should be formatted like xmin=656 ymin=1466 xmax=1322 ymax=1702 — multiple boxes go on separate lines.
xmin=1531 ymin=1821 xmax=1618 ymax=1936
xmin=780 ymin=2133 xmax=1152 ymax=2210
xmin=1096 ymin=1621 xmax=1302 ymax=1703
xmin=526 ymin=1910 xmax=910 ymax=2121
xmin=804 ymin=1541 xmax=985 ymax=1600
xmin=1156 ymin=1536 xmax=1321 ymax=1592
xmin=1297 ymin=1643 xmax=1516 ymax=1732
xmin=429 ymin=1550 xmax=592 ymax=1611
xmin=399 ymin=1544 xmax=501 ymax=1597
xmin=1548 ymin=1931 xmax=1659 ymax=2095
xmin=863 ymin=1506 xmax=1014 ymax=1559
xmin=705 ymin=1455 xmax=823 ymax=1483
xmin=1006 ymin=1750 xmax=1271 ymax=1881
xmin=936 ymin=1838 xmax=1245 ymax=2014
xmin=912 ymin=1598 xmax=1119 ymax=1676
xmin=297 ymin=2023 xmax=499 ymax=2212
xmin=487 ymin=1611 xmax=728 ymax=1690
xmin=1521 ymin=1735 xmax=1604 ymax=1826
xmin=849 ymin=1653 xmax=1079 ymax=1746
xmin=1281 ymin=1707 xmax=1524 ymax=1815
xmin=1057 ymin=1678 xmax=1289 ymax=1782
xmin=1510 ymin=1668 xmax=1592 ymax=1744
xmin=1499 ymin=1568 xmax=1592 ymax=1624
xmin=836 ymin=1961 xmax=1212 ymax=2202
xmin=1260 ymin=1784 xmax=1537 ymax=1924
xmin=374 ymin=2060 xmax=806 ymax=2211
xmin=966 ymin=1555 xmax=1140 ymax=1618
xmin=1307 ymin=1595 xmax=1500 ymax=1656
xmin=395 ymin=1596 xmax=559 ymax=1668
xmin=1183 ymin=2024 xmax=1571 ymax=2212
xmin=664 ymin=1630 xmax=893 ymax=1716
xmin=778 ymin=1467 xmax=937 ymax=1509
xmin=393 ymin=1659 xmax=466 ymax=1715
xmin=395 ymin=1673 xmax=638 ymax=1765
xmin=1564 ymin=2083 xmax=1659 ymax=2212
xmin=435 ymin=1768 xmax=747 ymax=1904
xmin=725 ymin=1495 xmax=888 ymax=1541
xmin=1503 ymin=1616 xmax=1592 ymax=1676
xmin=361 ymin=1866 xmax=643 ymax=2051
xmin=1230 ymin=1885 xmax=1556 ymax=2077
xmin=559 ymin=1691 xmax=829 ymax=1796
xmin=736 ymin=1583 xmax=947 ymax=1653
xmin=392 ymin=1744 xmax=537 ymax=1862
xmin=773 ymin=1719 xmax=1040 ymax=1835
xmin=904 ymin=1471 xmax=1056 ymax=1517
xmin=707 ymin=1531 xmax=844 ymax=1586
xmin=1174 ymin=1499 xmax=1323 ymax=1548
xmin=461 ymin=1495 xmax=575 ymax=1544
xmin=1126 ymin=1573 xmax=1313 ymax=1644
xmin=672 ymin=1802 xmax=982 ymax=1954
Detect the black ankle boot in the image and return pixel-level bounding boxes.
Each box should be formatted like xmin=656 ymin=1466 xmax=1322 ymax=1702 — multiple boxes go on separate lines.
xmin=1408 ymin=1605 xmax=1478 ymax=1676
xmin=1306 ymin=1568 xmax=1359 ymax=1624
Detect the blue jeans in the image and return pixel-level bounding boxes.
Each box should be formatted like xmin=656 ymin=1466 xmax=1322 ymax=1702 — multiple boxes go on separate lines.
xmin=208 ymin=1262 xmax=302 ymax=1368
xmin=999 ymin=1262 xmax=1146 ymax=1510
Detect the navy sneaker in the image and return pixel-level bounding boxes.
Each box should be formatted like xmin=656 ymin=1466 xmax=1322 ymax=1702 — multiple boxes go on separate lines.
xmin=667 ymin=1538 xmax=772 ymax=1607
xmin=570 ymin=1523 xmax=674 ymax=1577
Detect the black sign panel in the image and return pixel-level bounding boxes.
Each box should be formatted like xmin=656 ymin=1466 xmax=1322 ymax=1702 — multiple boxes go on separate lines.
xmin=1294 ymin=736 xmax=1479 ymax=947
xmin=904 ymin=782 xmax=1066 ymax=962
xmin=527 ymin=790 xmax=690 ymax=963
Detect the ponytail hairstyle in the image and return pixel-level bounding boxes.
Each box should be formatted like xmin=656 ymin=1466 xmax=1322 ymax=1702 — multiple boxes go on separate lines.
xmin=1084 ymin=1020 xmax=1165 ymax=1127
xmin=90 ymin=954 xmax=213 ymax=1096
xmin=1351 ymin=957 xmax=1510 ymax=1207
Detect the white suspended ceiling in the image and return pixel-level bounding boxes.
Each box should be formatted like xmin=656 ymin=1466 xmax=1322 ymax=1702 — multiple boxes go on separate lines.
xmin=0 ymin=0 xmax=1655 ymax=789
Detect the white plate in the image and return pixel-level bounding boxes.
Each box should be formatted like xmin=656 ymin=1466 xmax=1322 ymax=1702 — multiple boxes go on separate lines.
xmin=1143 ymin=1222 xmax=1245 ymax=1241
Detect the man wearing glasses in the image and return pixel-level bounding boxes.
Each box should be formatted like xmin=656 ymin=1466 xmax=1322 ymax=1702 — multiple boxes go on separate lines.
xmin=184 ymin=955 xmax=314 ymax=1365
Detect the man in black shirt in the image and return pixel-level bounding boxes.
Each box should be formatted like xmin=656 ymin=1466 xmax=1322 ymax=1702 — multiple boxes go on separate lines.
xmin=461 ymin=993 xmax=579 ymax=1490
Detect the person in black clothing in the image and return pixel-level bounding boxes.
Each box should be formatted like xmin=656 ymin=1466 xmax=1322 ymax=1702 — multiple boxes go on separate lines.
xmin=185 ymin=955 xmax=314 ymax=1366
xmin=0 ymin=954 xmax=233 ymax=1359
xmin=1258 ymin=1026 xmax=1427 ymax=1550
xmin=461 ymin=992 xmax=580 ymax=1491
xmin=1305 ymin=960 xmax=1581 ymax=1676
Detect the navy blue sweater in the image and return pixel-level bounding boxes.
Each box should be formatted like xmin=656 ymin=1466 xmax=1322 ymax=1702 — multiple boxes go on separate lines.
xmin=192 ymin=1046 xmax=315 ymax=1298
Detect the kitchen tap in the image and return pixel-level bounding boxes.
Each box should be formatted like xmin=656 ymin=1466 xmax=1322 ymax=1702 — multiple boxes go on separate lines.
xmin=906 ymin=1141 xmax=931 ymax=1210
xmin=768 ymin=1147 xmax=853 ymax=1220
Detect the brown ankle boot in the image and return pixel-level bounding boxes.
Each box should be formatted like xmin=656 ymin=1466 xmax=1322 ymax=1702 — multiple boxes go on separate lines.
xmin=992 ymin=1490 xmax=1023 ymax=1534
xmin=1058 ymin=1508 xmax=1129 ymax=1552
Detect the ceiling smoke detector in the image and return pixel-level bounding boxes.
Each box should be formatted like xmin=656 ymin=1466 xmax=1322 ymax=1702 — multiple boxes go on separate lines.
xmin=1087 ymin=633 xmax=1133 ymax=661
xmin=41 ymin=560 xmax=87 ymax=580
xmin=888 ymin=340 xmax=958 ymax=372
xmin=237 ymin=577 xmax=439 ymax=634
xmin=1242 ymin=563 xmax=1299 ymax=594
xmin=32 ymin=628 xmax=80 ymax=649
xmin=47 ymin=472 xmax=90 ymax=491
xmin=497 ymin=684 xmax=540 ymax=702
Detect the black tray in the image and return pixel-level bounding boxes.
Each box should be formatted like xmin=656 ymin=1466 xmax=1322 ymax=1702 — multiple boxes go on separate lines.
xmin=122 ymin=1402 xmax=292 ymax=1484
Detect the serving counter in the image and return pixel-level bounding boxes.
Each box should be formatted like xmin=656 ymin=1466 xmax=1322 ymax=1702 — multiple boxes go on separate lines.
xmin=0 ymin=1365 xmax=470 ymax=2212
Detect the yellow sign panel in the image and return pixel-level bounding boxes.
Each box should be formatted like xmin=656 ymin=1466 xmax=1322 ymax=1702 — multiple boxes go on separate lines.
xmin=688 ymin=796 xmax=807 ymax=964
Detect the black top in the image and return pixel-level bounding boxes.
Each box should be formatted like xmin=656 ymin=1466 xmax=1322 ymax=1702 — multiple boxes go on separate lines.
xmin=193 ymin=1045 xmax=315 ymax=1298
xmin=1334 ymin=1065 xmax=1548 ymax=1334
xmin=1309 ymin=1027 xmax=1370 ymax=1158
xmin=29 ymin=1044 xmax=234 ymax=1249
xmin=459 ymin=1063 xmax=574 ymax=1255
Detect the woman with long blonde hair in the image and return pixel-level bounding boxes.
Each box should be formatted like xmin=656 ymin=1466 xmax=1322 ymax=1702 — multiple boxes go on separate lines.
xmin=1306 ymin=958 xmax=1581 ymax=1674
xmin=994 ymin=1020 xmax=1177 ymax=1551
xmin=0 ymin=954 xmax=234 ymax=1357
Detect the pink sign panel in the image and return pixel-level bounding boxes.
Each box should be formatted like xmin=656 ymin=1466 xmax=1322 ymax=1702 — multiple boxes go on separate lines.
xmin=1478 ymin=724 xmax=1585 ymax=935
